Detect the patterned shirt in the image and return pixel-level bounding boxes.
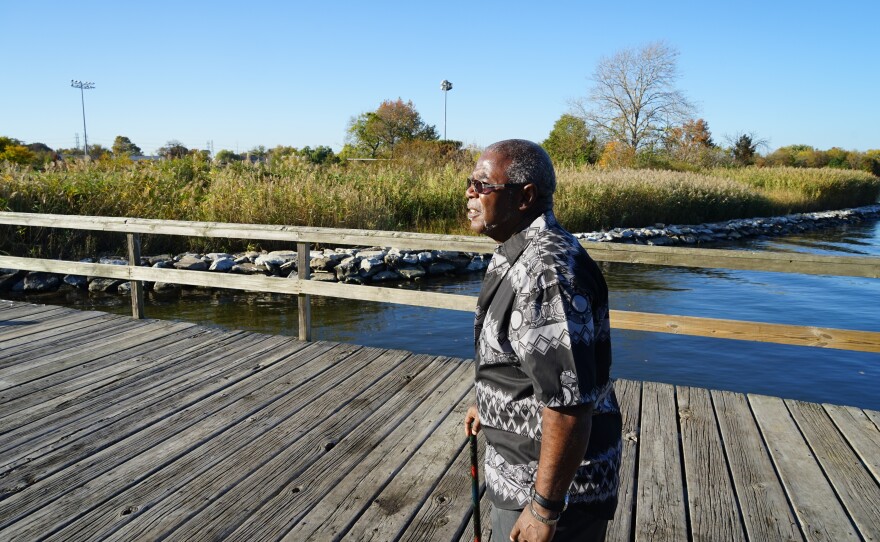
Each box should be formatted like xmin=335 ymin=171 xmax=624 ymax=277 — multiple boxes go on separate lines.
xmin=474 ymin=211 xmax=622 ymax=517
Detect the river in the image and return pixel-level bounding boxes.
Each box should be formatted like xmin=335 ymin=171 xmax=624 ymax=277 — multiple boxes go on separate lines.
xmin=4 ymin=220 xmax=879 ymax=410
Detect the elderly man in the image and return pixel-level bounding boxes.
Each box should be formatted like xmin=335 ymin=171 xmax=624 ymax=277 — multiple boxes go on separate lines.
xmin=464 ymin=140 xmax=621 ymax=542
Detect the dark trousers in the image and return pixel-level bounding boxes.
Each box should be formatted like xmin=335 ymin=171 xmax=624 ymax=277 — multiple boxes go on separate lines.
xmin=490 ymin=505 xmax=608 ymax=542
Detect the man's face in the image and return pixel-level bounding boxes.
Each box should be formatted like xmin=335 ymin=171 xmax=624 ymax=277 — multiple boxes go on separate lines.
xmin=466 ymin=149 xmax=524 ymax=242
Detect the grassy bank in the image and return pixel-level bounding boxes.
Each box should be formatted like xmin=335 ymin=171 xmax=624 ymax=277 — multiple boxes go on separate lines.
xmin=1 ymin=158 xmax=878 ymax=257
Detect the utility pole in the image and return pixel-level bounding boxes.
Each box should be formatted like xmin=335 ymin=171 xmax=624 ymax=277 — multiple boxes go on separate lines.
xmin=440 ymin=80 xmax=453 ymax=140
xmin=71 ymin=80 xmax=95 ymax=157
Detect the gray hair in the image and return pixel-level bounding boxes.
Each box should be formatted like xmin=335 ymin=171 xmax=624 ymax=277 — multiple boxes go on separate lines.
xmin=485 ymin=139 xmax=556 ymax=208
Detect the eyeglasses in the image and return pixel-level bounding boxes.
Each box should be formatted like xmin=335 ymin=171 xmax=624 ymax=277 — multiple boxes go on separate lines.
xmin=467 ymin=177 xmax=526 ymax=195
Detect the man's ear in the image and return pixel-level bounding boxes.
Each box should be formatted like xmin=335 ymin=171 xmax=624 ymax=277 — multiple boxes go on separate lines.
xmin=518 ymin=183 xmax=539 ymax=211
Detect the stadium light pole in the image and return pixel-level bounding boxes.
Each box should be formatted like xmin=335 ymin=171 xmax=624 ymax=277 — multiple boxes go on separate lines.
xmin=440 ymin=80 xmax=453 ymax=140
xmin=71 ymin=80 xmax=95 ymax=157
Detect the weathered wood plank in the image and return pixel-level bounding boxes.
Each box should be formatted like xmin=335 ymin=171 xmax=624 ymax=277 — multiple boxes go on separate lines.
xmin=0 ymin=316 xmax=165 ymax=369
xmin=0 ymin=310 xmax=117 ymax=351
xmin=635 ymin=381 xmax=687 ymax=542
xmin=677 ymin=385 xmax=745 ymax=541
xmin=400 ymin=408 xmax=482 ymax=542
xmin=237 ymin=362 xmax=474 ymax=541
xmin=2 ymin=211 xmax=878 ymax=277
xmin=100 ymin=351 xmax=446 ymax=542
xmin=749 ymin=394 xmax=859 ymax=541
xmin=0 ymin=340 xmax=343 ymax=536
xmin=0 ymin=331 xmax=274 ymax=470
xmin=711 ymin=390 xmax=802 ymax=541
xmin=326 ymin=370 xmax=472 ymax=542
xmin=607 ymin=378 xmax=641 ymax=542
xmin=787 ymin=399 xmax=880 ymax=539
xmin=610 ymin=311 xmax=880 ymax=353
xmin=0 ymin=320 xmax=195 ymax=393
xmin=824 ymin=404 xmax=880 ymax=482
xmin=865 ymin=409 xmax=880 ymax=431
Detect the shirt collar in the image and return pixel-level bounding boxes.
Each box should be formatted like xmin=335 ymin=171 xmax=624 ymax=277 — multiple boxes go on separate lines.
xmin=496 ymin=210 xmax=557 ymax=264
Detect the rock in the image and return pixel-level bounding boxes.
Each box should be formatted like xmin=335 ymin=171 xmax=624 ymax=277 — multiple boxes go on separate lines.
xmin=153 ymin=282 xmax=181 ymax=294
xmin=152 ymin=260 xmax=174 ymax=269
xmin=309 ymin=271 xmax=338 ymax=282
xmin=335 ymin=256 xmax=361 ymax=281
xmin=99 ymin=257 xmax=128 ymax=265
xmin=118 ymin=282 xmax=132 ymax=294
xmin=23 ymin=272 xmax=62 ymax=292
xmin=466 ymin=255 xmax=490 ymax=272
xmin=256 ymin=251 xmax=297 ymax=267
xmin=206 ymin=252 xmax=233 ymax=262
xmin=174 ymin=255 xmax=207 ymax=271
xmin=10 ymin=279 xmax=25 ymax=292
xmin=311 ymin=252 xmax=346 ymax=271
xmin=400 ymin=252 xmax=419 ymax=265
xmin=209 ymin=257 xmax=235 ymax=272
xmin=63 ymin=274 xmax=89 ymax=289
xmin=417 ymin=251 xmax=435 ymax=264
xmin=231 ymin=263 xmax=268 ymax=275
xmin=428 ymin=262 xmax=456 ymax=275
xmin=147 ymin=254 xmax=173 ymax=266
xmin=357 ymin=249 xmax=387 ymax=260
xmin=89 ymin=278 xmax=125 ymax=293
xmin=647 ymin=236 xmax=673 ymax=246
xmin=371 ymin=270 xmax=401 ymax=282
xmin=0 ymin=270 xmax=26 ymax=291
xmin=397 ymin=265 xmax=426 ymax=280
xmin=359 ymin=256 xmax=385 ymax=277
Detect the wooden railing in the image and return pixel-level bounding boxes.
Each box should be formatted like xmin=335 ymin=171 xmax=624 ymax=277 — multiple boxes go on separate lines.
xmin=1 ymin=211 xmax=878 ymax=352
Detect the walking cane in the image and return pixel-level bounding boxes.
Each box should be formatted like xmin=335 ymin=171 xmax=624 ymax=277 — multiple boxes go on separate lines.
xmin=467 ymin=420 xmax=482 ymax=542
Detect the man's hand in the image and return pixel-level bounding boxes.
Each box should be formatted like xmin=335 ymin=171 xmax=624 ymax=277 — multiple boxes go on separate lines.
xmin=509 ymin=505 xmax=557 ymax=542
xmin=465 ymin=405 xmax=481 ymax=436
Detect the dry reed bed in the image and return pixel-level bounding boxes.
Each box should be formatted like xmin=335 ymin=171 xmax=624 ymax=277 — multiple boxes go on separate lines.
xmin=1 ymin=158 xmax=877 ymax=257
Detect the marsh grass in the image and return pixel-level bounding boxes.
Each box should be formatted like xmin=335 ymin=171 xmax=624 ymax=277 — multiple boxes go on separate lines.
xmin=1 ymin=159 xmax=877 ymax=257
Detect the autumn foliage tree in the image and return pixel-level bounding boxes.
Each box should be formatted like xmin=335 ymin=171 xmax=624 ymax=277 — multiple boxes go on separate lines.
xmin=663 ymin=118 xmax=715 ymax=165
xmin=346 ymin=99 xmax=438 ymax=158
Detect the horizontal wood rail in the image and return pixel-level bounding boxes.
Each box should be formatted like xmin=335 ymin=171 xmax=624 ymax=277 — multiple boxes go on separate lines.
xmin=1 ymin=212 xmax=878 ymax=277
xmin=1 ymin=212 xmax=878 ymax=351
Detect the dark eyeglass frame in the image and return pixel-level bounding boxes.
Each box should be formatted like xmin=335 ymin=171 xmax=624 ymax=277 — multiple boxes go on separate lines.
xmin=467 ymin=177 xmax=527 ymax=195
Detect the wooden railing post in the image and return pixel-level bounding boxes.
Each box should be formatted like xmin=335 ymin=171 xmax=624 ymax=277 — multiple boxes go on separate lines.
xmin=297 ymin=242 xmax=312 ymax=341
xmin=126 ymin=233 xmax=145 ymax=319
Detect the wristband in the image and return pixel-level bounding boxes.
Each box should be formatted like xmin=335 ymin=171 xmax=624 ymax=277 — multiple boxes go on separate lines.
xmin=530 ymin=485 xmax=568 ymax=513
xmin=528 ymin=500 xmax=561 ymax=526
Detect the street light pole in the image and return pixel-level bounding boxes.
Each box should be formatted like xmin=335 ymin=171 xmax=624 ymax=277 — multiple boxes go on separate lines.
xmin=440 ymin=80 xmax=453 ymax=140
xmin=71 ymin=80 xmax=95 ymax=157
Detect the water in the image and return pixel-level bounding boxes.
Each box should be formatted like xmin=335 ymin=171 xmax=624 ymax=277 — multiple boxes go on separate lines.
xmin=5 ymin=221 xmax=879 ymax=410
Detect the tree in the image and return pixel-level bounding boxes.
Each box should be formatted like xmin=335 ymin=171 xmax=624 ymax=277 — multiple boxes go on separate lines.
xmin=730 ymin=133 xmax=766 ymax=166
xmin=214 ymin=149 xmax=243 ymax=164
xmin=542 ymin=114 xmax=599 ymax=165
xmin=157 ymin=140 xmax=189 ymax=159
xmin=346 ymin=98 xmax=438 ymax=158
xmin=663 ymin=118 xmax=715 ymax=165
xmin=88 ymin=143 xmax=111 ymax=160
xmin=576 ymin=41 xmax=694 ymax=152
xmin=112 ymin=136 xmax=142 ymax=157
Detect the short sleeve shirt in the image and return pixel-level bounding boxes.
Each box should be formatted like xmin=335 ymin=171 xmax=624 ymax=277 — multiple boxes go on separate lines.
xmin=474 ymin=211 xmax=622 ymax=516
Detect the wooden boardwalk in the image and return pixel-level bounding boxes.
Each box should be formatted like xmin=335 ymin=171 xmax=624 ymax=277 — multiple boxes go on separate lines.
xmin=0 ymin=299 xmax=878 ymax=541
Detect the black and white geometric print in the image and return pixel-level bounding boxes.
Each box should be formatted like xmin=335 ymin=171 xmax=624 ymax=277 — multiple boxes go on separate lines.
xmin=476 ymin=380 xmax=545 ymax=439
xmin=474 ymin=211 xmax=622 ymax=512
xmin=484 ymin=441 xmax=622 ymax=508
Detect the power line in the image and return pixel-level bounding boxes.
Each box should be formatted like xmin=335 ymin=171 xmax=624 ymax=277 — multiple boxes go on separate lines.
xmin=70 ymin=80 xmax=95 ymax=156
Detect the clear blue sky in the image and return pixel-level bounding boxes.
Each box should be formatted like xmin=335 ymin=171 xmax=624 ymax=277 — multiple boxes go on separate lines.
xmin=2 ymin=1 xmax=877 ymax=155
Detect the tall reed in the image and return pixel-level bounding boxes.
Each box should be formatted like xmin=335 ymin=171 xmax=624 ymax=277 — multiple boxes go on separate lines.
xmin=1 ymin=158 xmax=878 ymax=258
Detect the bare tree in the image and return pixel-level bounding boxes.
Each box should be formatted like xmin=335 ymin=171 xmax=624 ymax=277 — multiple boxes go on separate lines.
xmin=575 ymin=41 xmax=694 ymax=151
